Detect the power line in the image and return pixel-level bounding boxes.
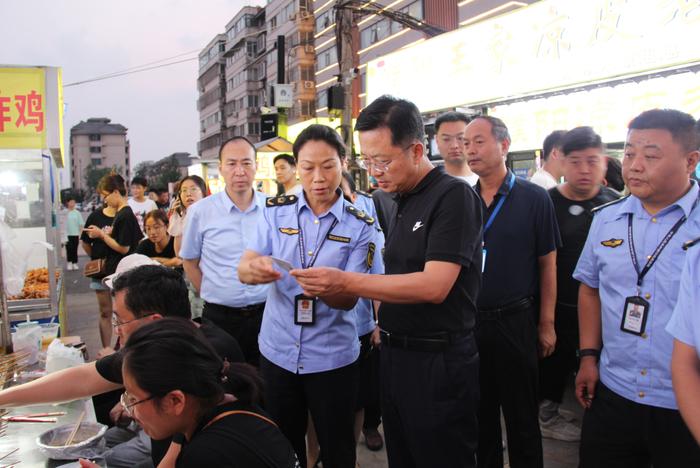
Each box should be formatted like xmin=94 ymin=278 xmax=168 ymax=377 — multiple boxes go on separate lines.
xmin=89 ymin=48 xmax=202 ymax=80
xmin=64 ymin=55 xmax=198 ymax=87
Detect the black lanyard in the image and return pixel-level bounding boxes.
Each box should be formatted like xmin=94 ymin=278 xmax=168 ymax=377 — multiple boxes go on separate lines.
xmin=627 ymin=213 xmax=686 ymax=291
xmin=297 ymin=208 xmax=338 ymax=269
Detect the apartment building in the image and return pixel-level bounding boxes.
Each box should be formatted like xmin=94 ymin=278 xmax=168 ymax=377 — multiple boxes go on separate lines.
xmin=197 ymin=34 xmax=227 ymax=161
xmin=70 ymin=118 xmax=130 ymax=193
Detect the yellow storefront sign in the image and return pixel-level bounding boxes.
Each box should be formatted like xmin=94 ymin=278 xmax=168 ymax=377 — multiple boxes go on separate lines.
xmin=0 ymin=67 xmax=46 ymax=149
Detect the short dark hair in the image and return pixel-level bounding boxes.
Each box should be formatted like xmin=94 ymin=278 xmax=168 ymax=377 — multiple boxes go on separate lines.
xmin=152 ymin=187 xmax=168 ymax=195
xmin=341 ymin=170 xmax=356 ymax=193
xmin=63 ymin=195 xmax=75 ymax=204
xmin=293 ymin=124 xmax=346 ymax=160
xmin=542 ymin=130 xmax=568 ymax=161
xmin=218 ymin=136 xmax=256 ymax=161
xmin=605 ymin=158 xmax=625 ymax=192
xmin=561 ymin=127 xmax=604 ymax=156
xmin=112 ymin=265 xmax=191 ymax=319
xmin=177 ymin=175 xmax=208 ymax=197
xmin=273 ymin=153 xmax=296 ymax=166
xmin=97 ymin=173 xmax=127 ymax=196
xmin=131 ymin=176 xmax=148 ymax=188
xmin=355 ymin=95 xmax=424 ymax=147
xmin=435 ymin=111 xmax=470 ymax=133
xmin=144 ymin=209 xmax=169 ymax=227
xmin=124 ymin=318 xmax=263 ymax=408
xmin=472 ymin=115 xmax=511 ymax=144
xmin=628 ymin=109 xmax=700 ymax=152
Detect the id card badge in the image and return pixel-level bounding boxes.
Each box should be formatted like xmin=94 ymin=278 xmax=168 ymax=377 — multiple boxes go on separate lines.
xmin=482 ymin=248 xmax=487 ymax=273
xmin=620 ymin=296 xmax=650 ymax=336
xmin=294 ymin=294 xmax=316 ymax=326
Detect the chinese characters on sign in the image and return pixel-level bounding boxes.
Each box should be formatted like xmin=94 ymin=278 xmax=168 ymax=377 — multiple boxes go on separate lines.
xmin=0 ymin=90 xmax=44 ymax=133
xmin=0 ymin=68 xmax=47 ymax=149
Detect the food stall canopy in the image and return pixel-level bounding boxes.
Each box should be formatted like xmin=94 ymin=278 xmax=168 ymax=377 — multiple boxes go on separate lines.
xmin=255 ymin=136 xmax=293 ymax=153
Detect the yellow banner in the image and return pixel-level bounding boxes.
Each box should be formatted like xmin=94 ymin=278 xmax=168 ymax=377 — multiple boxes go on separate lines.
xmin=0 ymin=68 xmax=46 ymax=149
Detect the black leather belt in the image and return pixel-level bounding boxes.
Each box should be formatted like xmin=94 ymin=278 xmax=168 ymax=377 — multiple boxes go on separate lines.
xmin=478 ymin=297 xmax=534 ymax=321
xmin=204 ymin=301 xmax=265 ymax=318
xmin=379 ymin=329 xmax=470 ymax=352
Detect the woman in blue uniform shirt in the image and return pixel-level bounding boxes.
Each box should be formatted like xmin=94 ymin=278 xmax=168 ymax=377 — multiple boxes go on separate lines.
xmin=239 ymin=124 xmax=377 ymax=468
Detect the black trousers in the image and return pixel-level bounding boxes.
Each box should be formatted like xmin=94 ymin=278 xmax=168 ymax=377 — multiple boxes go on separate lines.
xmin=539 ymin=303 xmax=579 ymax=404
xmin=260 ymin=356 xmax=359 ymax=468
xmin=476 ymin=304 xmax=542 ymax=468
xmin=66 ymin=235 xmax=79 ymax=263
xmin=360 ymin=334 xmax=382 ymax=429
xmin=580 ymin=383 xmax=700 ymax=468
xmin=202 ymin=301 xmax=264 ymax=367
xmin=380 ymin=334 xmax=479 ymax=468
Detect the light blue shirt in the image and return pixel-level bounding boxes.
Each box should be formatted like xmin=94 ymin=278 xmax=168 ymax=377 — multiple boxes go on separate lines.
xmin=352 ymin=192 xmax=385 ymax=336
xmin=180 ymin=190 xmax=269 ymax=308
xmin=574 ymin=181 xmax=700 ymax=409
xmin=666 ymin=225 xmax=700 ymax=356
xmin=248 ymin=191 xmax=376 ymax=374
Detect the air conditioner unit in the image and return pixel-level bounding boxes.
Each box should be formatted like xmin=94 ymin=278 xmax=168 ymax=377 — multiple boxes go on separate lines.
xmin=304 ymin=45 xmax=314 ymax=54
xmin=299 ymin=10 xmax=311 ymax=20
xmin=289 ymin=48 xmax=297 ymax=57
xmin=303 ymin=81 xmax=314 ymax=89
xmin=289 ymin=13 xmax=296 ymax=21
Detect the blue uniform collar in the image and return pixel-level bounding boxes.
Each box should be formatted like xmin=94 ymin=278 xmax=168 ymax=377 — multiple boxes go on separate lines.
xmin=219 ymin=189 xmax=264 ymax=214
xmin=617 ymin=180 xmax=699 ymax=218
xmin=298 ymin=188 xmax=346 ymax=221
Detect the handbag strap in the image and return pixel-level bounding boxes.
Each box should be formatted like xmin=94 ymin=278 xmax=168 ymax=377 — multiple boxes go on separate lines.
xmin=202 ymin=409 xmax=278 ymax=431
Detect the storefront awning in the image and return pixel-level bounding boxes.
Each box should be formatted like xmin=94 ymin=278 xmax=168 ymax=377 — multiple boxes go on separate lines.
xmin=255 ymin=136 xmax=293 ymax=153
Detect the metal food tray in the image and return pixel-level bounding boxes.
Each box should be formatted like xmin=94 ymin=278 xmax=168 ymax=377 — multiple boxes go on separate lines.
xmin=7 ymin=272 xmax=62 ymax=312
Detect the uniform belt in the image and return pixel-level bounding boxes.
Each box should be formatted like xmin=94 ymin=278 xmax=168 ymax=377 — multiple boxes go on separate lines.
xmin=478 ymin=297 xmax=534 ymax=321
xmin=205 ymin=301 xmax=265 ymax=317
xmin=379 ymin=329 xmax=470 ymax=352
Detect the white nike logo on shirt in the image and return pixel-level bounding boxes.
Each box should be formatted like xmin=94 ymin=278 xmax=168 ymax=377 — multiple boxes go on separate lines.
xmin=412 ymin=221 xmax=424 ymax=232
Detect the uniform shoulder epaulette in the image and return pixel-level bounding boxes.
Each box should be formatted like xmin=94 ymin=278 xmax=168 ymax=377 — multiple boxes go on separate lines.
xmin=591 ymin=195 xmax=629 ymax=214
xmin=356 ymin=190 xmax=373 ymax=199
xmin=346 ymin=205 xmax=375 ymax=225
xmin=266 ymin=194 xmax=298 ymax=207
xmin=683 ymin=236 xmax=700 ymax=250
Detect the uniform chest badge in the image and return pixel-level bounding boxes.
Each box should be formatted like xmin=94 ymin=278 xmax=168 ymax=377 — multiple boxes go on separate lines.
xmin=601 ymin=238 xmax=623 ymax=248
xmin=279 ymin=227 xmax=299 ymax=235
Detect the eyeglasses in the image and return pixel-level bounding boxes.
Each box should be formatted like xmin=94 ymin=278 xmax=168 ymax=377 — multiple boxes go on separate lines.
xmin=179 ymin=187 xmax=202 ymax=195
xmin=358 ymin=142 xmax=417 ymax=173
xmin=121 ymin=390 xmax=155 ymax=417
xmin=112 ymin=313 xmax=155 ymax=329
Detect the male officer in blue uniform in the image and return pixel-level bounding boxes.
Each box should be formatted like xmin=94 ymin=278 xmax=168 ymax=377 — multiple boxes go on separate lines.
xmin=667 ymin=231 xmax=700 ymax=445
xmin=574 ymin=108 xmax=700 ymax=467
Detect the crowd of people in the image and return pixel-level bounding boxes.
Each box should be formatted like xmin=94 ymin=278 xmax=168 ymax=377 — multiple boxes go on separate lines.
xmin=16 ymin=96 xmax=700 ymax=468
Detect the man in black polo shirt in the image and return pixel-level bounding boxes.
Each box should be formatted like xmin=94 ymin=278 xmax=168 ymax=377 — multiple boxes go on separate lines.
xmin=292 ymin=95 xmax=483 ymax=467
xmin=463 ymin=116 xmax=560 ymax=468
xmin=539 ymin=126 xmax=619 ymax=442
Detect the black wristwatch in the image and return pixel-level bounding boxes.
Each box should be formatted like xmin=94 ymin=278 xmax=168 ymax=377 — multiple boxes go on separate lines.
xmin=577 ymin=348 xmax=600 ymax=361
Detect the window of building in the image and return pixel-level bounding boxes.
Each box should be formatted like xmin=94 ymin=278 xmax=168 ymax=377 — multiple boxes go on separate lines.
xmin=315 ymin=10 xmax=333 ymax=33
xmin=299 ymin=0 xmax=310 ymax=11
xmin=248 ymin=122 xmax=260 ymax=135
xmin=246 ymin=41 xmax=258 ymax=57
xmin=89 ymin=134 xmax=101 ymax=141
xmin=239 ymin=124 xmax=245 ymax=136
xmin=91 ymin=158 xmax=102 ymax=165
xmin=89 ymin=146 xmax=101 ymax=153
xmin=300 ymin=65 xmax=314 ymax=81
xmin=269 ymin=15 xmax=277 ymax=29
xmin=247 ymin=95 xmax=259 ymax=108
xmin=315 ymin=46 xmax=337 ymax=70
xmin=299 ymin=99 xmax=315 ymax=116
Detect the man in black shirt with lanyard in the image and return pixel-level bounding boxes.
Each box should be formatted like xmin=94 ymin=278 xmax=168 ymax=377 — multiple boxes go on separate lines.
xmin=293 ymin=95 xmax=483 ymax=467
xmin=539 ymin=127 xmax=619 ymax=442
xmin=463 ymin=116 xmax=560 ymax=468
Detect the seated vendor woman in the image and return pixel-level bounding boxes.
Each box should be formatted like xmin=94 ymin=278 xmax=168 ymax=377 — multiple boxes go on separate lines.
xmin=82 ymin=318 xmax=299 ymax=468
xmin=136 ymin=210 xmax=182 ymax=268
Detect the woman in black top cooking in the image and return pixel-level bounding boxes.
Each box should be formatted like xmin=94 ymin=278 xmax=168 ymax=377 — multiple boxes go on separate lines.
xmin=80 ymin=318 xmax=299 ymax=468
xmin=84 ymin=174 xmax=142 ymax=280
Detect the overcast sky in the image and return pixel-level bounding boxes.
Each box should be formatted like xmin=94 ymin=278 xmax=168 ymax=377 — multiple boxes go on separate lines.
xmin=1 ymin=0 xmax=263 ymax=176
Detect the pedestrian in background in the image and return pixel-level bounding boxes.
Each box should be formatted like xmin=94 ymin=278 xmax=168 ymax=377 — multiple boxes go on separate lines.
xmin=81 ymin=200 xmax=116 ymax=350
xmin=136 ymin=210 xmax=182 ymax=269
xmin=64 ymin=195 xmax=84 ymax=271
xmin=127 ymin=176 xmax=157 ymax=235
